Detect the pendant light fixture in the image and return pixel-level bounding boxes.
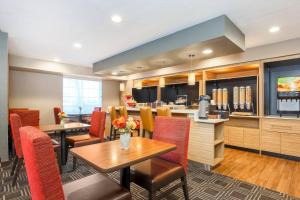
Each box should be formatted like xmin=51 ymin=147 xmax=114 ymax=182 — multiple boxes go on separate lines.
xmin=136 ymin=80 xmax=142 ymax=90
xmin=158 ymin=60 xmax=166 ymax=88
xmin=159 ymin=77 xmax=165 ymax=88
xmin=188 ymin=54 xmax=195 ymax=85
xmin=119 ymin=82 xmax=125 ymax=92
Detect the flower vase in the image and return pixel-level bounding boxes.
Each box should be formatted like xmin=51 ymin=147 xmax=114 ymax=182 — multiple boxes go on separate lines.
xmin=120 ymin=132 xmax=131 ymax=150
xmin=60 ymin=118 xmax=65 ymax=125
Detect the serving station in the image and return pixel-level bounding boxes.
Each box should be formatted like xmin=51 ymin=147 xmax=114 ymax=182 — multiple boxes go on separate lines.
xmin=115 ymin=55 xmax=300 ymax=168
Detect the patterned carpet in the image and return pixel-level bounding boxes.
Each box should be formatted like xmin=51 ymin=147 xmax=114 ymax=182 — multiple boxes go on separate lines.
xmin=0 ymin=156 xmax=298 ymax=200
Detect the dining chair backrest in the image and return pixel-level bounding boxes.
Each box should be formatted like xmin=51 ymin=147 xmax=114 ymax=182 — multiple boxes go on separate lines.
xmin=20 ymin=126 xmax=64 ymax=200
xmin=153 ymin=116 xmax=190 ymax=173
xmin=156 ymin=107 xmax=172 ymax=117
xmin=53 ymin=107 xmax=62 ymax=125
xmin=9 ymin=114 xmax=23 ymax=158
xmin=94 ymin=107 xmax=101 ymax=112
xmin=109 ymin=106 xmax=117 ymax=122
xmin=140 ymin=107 xmax=154 ymax=132
xmin=8 ymin=108 xmax=29 ymax=125
xmin=12 ymin=110 xmax=40 ymax=126
xmin=89 ymin=111 xmax=106 ymax=142
xmin=119 ymin=106 xmax=128 ymax=118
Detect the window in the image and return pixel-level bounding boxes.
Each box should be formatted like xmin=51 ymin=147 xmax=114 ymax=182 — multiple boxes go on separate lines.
xmin=63 ymin=78 xmax=102 ymax=114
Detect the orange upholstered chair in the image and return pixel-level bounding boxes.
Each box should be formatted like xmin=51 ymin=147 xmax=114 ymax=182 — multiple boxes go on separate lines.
xmin=109 ymin=106 xmax=118 ymax=140
xmin=66 ymin=111 xmax=106 ymax=169
xmin=20 ymin=126 xmax=131 ymax=200
xmin=54 ymin=107 xmax=62 ymax=124
xmin=130 ymin=116 xmax=190 ymax=199
xmin=9 ymin=114 xmax=61 ymax=186
xmin=140 ymin=107 xmax=154 ymax=138
xmin=156 ymin=107 xmax=172 ymax=117
xmin=119 ymin=106 xmax=128 ymax=118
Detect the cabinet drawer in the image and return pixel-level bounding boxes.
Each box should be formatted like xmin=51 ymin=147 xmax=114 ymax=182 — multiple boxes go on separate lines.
xmin=281 ymin=133 xmax=300 ymax=157
xmin=228 ymin=127 xmax=244 ymax=147
xmin=244 ymin=128 xmax=260 ymax=150
xmin=224 ymin=126 xmax=229 ymax=144
xmin=261 ymin=131 xmax=281 ymax=153
xmin=262 ymin=118 xmax=300 ymax=134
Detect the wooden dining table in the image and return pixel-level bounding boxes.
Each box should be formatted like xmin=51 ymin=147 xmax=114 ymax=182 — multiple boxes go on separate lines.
xmin=70 ymin=137 xmax=176 ymax=190
xmin=38 ymin=122 xmax=90 ymax=165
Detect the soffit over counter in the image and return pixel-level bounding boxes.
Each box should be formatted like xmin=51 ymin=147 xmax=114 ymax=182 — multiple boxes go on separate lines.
xmin=93 ymin=15 xmax=245 ymax=76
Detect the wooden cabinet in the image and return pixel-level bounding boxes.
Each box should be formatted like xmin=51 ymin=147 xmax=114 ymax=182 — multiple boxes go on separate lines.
xmin=224 ymin=126 xmax=229 ymax=144
xmin=244 ymin=128 xmax=260 ymax=150
xmin=225 ymin=126 xmax=260 ymax=150
xmin=228 ymin=127 xmax=244 ymax=146
xmin=262 ymin=118 xmax=300 ymax=134
xmin=261 ymin=118 xmax=300 ymax=156
xmin=281 ymin=133 xmax=300 ymax=157
xmin=261 ymin=131 xmax=281 ymax=153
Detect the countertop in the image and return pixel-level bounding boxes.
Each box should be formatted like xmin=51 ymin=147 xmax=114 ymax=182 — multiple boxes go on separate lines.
xmin=119 ymin=107 xmax=198 ymax=114
xmin=193 ymin=118 xmax=229 ymax=124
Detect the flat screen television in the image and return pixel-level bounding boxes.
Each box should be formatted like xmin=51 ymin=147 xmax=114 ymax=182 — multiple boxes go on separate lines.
xmin=277 ymin=77 xmax=300 ymax=92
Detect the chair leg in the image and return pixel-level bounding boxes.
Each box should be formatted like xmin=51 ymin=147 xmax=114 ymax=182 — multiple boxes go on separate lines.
xmin=149 ymin=189 xmax=156 ymax=200
xmin=149 ymin=131 xmax=153 ymax=139
xmin=12 ymin=158 xmax=23 ymax=186
xmin=73 ymin=156 xmax=77 ymax=170
xmin=181 ymin=176 xmax=189 ymax=200
xmin=10 ymin=156 xmax=18 ymax=176
xmin=110 ymin=125 xmax=113 ymax=141
xmin=142 ymin=129 xmax=145 ymax=137
xmin=55 ymin=147 xmax=62 ymax=174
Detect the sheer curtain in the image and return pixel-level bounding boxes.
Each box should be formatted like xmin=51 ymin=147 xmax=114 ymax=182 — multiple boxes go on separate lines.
xmin=63 ymin=78 xmax=102 ymax=114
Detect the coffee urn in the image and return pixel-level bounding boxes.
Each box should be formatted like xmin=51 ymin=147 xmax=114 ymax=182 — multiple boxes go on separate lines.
xmin=198 ymin=95 xmax=211 ymax=119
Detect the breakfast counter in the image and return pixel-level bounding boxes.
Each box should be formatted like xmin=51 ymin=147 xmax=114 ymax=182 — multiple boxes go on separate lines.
xmin=114 ymin=106 xmax=227 ymax=170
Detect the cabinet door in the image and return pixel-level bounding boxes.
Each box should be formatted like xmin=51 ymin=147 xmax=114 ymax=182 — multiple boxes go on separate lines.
xmin=228 ymin=127 xmax=244 ymax=147
xmin=244 ymin=128 xmax=260 ymax=150
xmin=224 ymin=126 xmax=229 ymax=144
xmin=281 ymin=133 xmax=300 ymax=157
xmin=261 ymin=131 xmax=280 ymax=153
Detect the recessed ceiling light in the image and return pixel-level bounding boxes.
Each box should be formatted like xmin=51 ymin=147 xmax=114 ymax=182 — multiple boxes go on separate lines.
xmin=111 ymin=72 xmax=118 ymax=75
xmin=111 ymin=15 xmax=122 ymax=23
xmin=73 ymin=42 xmax=82 ymax=49
xmin=202 ymin=49 xmax=213 ymax=55
xmin=269 ymin=26 xmax=280 ymax=33
xmin=53 ymin=58 xmax=60 ymax=62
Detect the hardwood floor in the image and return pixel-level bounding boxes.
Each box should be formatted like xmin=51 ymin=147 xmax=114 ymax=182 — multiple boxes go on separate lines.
xmin=214 ymin=148 xmax=300 ymax=198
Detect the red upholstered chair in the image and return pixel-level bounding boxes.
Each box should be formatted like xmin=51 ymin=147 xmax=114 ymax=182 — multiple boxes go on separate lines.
xmin=94 ymin=107 xmax=101 ymax=111
xmin=10 ymin=114 xmax=61 ymax=186
xmin=130 ymin=116 xmax=190 ymax=199
xmin=20 ymin=126 xmax=131 ymax=200
xmin=54 ymin=107 xmax=62 ymax=124
xmin=9 ymin=114 xmax=24 ymax=186
xmin=66 ymin=111 xmax=106 ymax=169
xmin=11 ymin=110 xmax=40 ymax=126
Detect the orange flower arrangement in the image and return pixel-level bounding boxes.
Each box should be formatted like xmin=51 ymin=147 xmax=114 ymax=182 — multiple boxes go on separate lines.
xmin=58 ymin=112 xmax=67 ymax=120
xmin=112 ymin=116 xmax=140 ymax=134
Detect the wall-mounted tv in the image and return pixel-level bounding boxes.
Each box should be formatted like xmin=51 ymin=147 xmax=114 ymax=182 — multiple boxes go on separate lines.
xmin=277 ymin=77 xmax=300 ymax=92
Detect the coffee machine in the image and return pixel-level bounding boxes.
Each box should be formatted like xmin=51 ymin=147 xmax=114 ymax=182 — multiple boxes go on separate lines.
xmin=198 ymin=95 xmax=210 ymax=119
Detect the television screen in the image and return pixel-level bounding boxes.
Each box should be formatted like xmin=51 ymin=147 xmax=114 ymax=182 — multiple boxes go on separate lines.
xmin=277 ymin=77 xmax=300 ymax=92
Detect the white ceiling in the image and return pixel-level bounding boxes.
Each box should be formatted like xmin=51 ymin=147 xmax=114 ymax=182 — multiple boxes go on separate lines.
xmin=1 ymin=0 xmax=300 ymax=68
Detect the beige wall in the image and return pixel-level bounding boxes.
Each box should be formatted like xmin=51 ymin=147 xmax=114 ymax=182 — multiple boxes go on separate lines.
xmin=9 ymin=70 xmax=63 ymax=125
xmin=9 ymin=70 xmax=121 ymax=124
xmin=102 ymin=80 xmax=120 ymax=111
